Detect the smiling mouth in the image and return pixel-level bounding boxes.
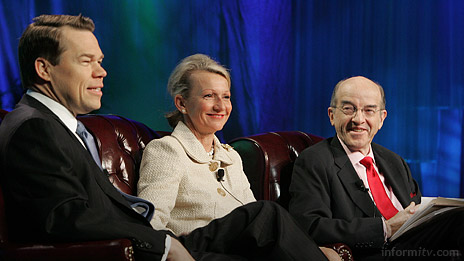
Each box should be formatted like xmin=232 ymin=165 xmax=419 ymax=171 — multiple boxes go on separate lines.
xmin=88 ymin=87 xmax=102 ymax=92
xmin=208 ymin=114 xmax=225 ymax=118
xmin=349 ymin=127 xmax=366 ymax=133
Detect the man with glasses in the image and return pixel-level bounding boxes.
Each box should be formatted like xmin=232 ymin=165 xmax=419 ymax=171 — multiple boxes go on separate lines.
xmin=289 ymin=76 xmax=464 ymax=260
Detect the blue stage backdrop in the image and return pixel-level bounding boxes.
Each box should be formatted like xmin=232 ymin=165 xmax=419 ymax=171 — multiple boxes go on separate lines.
xmin=1 ymin=0 xmax=463 ymax=197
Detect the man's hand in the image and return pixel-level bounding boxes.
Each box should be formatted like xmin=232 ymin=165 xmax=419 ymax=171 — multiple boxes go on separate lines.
xmin=167 ymin=238 xmax=195 ymax=261
xmin=385 ymin=202 xmax=420 ymax=238
xmin=319 ymin=246 xmax=342 ymax=261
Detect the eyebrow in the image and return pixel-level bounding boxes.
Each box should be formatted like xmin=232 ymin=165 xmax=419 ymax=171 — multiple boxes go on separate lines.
xmin=340 ymin=101 xmax=378 ymax=108
xmin=79 ymin=53 xmax=104 ymax=60
xmin=340 ymin=101 xmax=354 ymax=106
xmin=200 ymin=89 xmax=231 ymax=93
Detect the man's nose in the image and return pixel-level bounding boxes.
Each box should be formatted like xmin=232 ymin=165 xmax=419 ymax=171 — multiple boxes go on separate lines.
xmin=352 ymin=108 xmax=366 ymax=122
xmin=93 ymin=64 xmax=107 ymax=78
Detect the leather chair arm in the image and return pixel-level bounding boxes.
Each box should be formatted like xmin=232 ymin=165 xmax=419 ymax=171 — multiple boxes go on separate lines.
xmin=325 ymin=243 xmax=354 ymax=261
xmin=1 ymin=238 xmax=134 ymax=261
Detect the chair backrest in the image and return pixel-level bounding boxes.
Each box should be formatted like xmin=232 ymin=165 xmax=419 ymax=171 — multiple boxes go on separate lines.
xmin=0 ymin=109 xmax=6 ymax=124
xmin=78 ymin=114 xmax=162 ymax=195
xmin=0 ymin=110 xmax=164 ymax=243
xmin=230 ymin=131 xmax=324 ymax=209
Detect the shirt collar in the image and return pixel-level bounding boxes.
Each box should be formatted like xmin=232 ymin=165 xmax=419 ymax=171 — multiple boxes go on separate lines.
xmin=26 ymin=90 xmax=78 ymax=133
xmin=337 ymin=135 xmax=376 ymax=167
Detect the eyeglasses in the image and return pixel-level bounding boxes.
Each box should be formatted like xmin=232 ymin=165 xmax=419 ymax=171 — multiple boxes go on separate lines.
xmin=333 ymin=105 xmax=383 ymax=118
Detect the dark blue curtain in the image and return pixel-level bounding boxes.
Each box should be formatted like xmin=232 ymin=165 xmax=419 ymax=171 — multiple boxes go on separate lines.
xmin=1 ymin=0 xmax=463 ymax=197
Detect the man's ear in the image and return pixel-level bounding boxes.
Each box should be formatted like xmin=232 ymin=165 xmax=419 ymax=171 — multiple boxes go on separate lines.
xmin=328 ymin=107 xmax=335 ymax=126
xmin=174 ymin=94 xmax=186 ymax=113
xmin=35 ymin=58 xmax=52 ymax=82
xmin=378 ymin=109 xmax=388 ymax=130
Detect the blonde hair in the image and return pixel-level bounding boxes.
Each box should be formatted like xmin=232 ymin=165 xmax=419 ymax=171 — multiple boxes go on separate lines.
xmin=166 ymin=54 xmax=230 ymax=127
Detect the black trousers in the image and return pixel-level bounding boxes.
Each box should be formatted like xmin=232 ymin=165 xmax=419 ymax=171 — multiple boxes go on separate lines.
xmin=181 ymin=200 xmax=327 ymax=261
xmin=385 ymin=207 xmax=464 ymax=261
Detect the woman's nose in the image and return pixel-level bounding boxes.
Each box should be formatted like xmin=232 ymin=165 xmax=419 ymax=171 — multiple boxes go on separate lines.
xmin=214 ymin=98 xmax=225 ymax=111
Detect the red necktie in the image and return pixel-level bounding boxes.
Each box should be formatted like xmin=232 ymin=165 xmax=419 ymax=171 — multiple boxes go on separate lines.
xmin=360 ymin=156 xmax=398 ymax=219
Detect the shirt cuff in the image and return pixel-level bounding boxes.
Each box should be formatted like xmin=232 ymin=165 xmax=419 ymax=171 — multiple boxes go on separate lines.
xmin=382 ymin=217 xmax=388 ymax=242
xmin=161 ymin=234 xmax=171 ymax=261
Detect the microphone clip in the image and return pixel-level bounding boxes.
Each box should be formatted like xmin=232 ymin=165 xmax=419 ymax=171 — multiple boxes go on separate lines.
xmin=216 ymin=169 xmax=225 ymax=182
xmin=356 ymin=179 xmax=369 ymax=192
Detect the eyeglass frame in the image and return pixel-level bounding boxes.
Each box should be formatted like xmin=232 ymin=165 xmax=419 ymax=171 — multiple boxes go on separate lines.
xmin=331 ymin=104 xmax=385 ymax=118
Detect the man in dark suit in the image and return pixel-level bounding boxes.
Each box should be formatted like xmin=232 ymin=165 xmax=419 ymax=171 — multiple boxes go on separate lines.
xmin=289 ymin=76 xmax=464 ymax=260
xmin=0 ymin=14 xmax=328 ymax=260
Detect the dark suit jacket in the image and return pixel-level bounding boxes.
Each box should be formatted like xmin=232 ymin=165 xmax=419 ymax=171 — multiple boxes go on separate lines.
xmin=289 ymin=137 xmax=421 ymax=256
xmin=0 ymin=95 xmax=168 ymax=261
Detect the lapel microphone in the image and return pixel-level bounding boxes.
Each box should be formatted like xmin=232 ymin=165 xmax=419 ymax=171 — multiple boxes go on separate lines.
xmin=355 ymin=180 xmax=376 ymax=217
xmin=217 ymin=169 xmax=225 ymax=182
xmin=355 ymin=179 xmax=369 ymax=192
xmin=216 ymin=168 xmax=244 ymax=205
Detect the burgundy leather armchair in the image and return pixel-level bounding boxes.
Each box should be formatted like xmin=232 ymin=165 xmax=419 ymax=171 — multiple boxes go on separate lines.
xmin=230 ymin=131 xmax=354 ymax=261
xmin=1 ymin=109 xmax=352 ymax=260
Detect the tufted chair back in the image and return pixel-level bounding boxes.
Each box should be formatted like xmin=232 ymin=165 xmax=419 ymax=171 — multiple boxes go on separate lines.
xmin=229 ymin=131 xmax=324 ymax=209
xmin=78 ymin=114 xmax=163 ymax=195
xmin=230 ymin=131 xmax=354 ymax=261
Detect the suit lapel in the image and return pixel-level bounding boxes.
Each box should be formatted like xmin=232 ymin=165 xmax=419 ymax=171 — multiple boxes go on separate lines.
xmin=331 ymin=138 xmax=380 ymax=217
xmin=69 ymin=128 xmax=135 ymax=211
xmin=21 ymin=95 xmax=136 ymax=211
xmin=373 ymin=147 xmax=411 ymax=207
xmin=93 ymin=167 xmax=134 ymax=209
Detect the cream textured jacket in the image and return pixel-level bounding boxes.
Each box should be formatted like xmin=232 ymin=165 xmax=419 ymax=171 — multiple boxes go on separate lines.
xmin=137 ymin=121 xmax=256 ymax=235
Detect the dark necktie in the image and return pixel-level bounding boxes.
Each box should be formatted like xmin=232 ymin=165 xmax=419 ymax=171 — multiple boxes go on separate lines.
xmin=75 ymin=120 xmax=154 ymax=220
xmin=360 ymin=156 xmax=398 ymax=219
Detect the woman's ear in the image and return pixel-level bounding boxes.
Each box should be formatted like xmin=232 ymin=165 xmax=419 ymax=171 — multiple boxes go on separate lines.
xmin=35 ymin=58 xmax=52 ymax=82
xmin=174 ymin=94 xmax=187 ymax=114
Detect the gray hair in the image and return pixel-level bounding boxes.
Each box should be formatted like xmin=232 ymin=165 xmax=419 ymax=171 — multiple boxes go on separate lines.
xmin=165 ymin=54 xmax=230 ymax=127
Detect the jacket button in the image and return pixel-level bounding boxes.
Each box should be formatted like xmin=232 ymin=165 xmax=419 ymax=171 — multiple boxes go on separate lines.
xmin=217 ymin=188 xmax=226 ymax=197
xmin=209 ymin=162 xmax=219 ymax=171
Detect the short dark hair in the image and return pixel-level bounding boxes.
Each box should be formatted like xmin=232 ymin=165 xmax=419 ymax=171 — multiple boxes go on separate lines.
xmin=18 ymin=14 xmax=95 ymax=89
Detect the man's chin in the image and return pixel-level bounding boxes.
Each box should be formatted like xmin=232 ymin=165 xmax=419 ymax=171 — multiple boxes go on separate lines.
xmin=79 ymin=106 xmax=101 ymax=115
xmin=345 ymin=141 xmax=370 ymax=153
